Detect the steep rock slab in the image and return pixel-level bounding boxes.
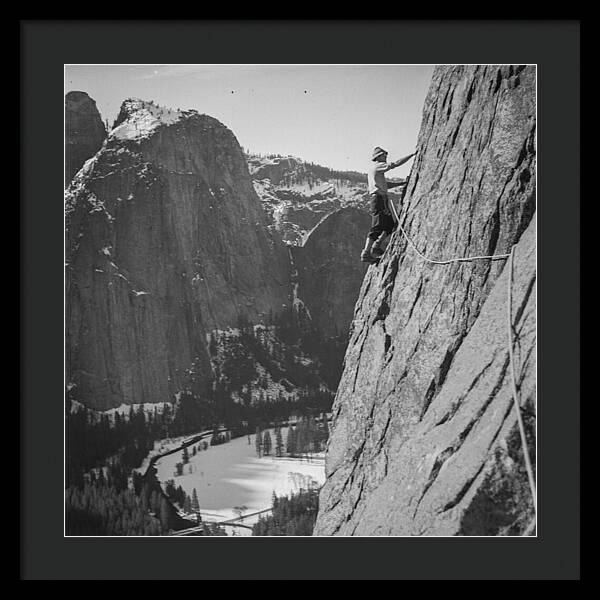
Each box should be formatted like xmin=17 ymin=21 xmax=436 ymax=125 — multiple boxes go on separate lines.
xmin=316 ymin=219 xmax=535 ymax=535
xmin=65 ymin=91 xmax=106 ymax=186
xmin=66 ymin=99 xmax=291 ymax=410
xmin=314 ymin=65 xmax=536 ymax=536
xmin=291 ymin=208 xmax=370 ymax=337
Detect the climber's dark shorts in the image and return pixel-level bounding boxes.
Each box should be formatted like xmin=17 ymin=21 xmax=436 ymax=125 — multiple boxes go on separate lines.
xmin=368 ymin=192 xmax=396 ymax=240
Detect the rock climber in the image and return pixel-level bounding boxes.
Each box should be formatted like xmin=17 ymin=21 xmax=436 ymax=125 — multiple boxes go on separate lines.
xmin=361 ymin=146 xmax=417 ymax=263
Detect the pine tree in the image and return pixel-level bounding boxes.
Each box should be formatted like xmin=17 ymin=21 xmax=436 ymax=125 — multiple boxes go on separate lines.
xmin=263 ymin=430 xmax=272 ymax=456
xmin=183 ymin=494 xmax=192 ymax=513
xmin=159 ymin=497 xmax=170 ymax=532
xmin=275 ymin=427 xmax=283 ymax=457
xmin=182 ymin=446 xmax=190 ymax=464
xmin=165 ymin=479 xmax=176 ymax=499
xmin=255 ymin=427 xmax=262 ymax=457
xmin=191 ymin=488 xmax=200 ymax=513
xmin=211 ymin=428 xmax=220 ymax=446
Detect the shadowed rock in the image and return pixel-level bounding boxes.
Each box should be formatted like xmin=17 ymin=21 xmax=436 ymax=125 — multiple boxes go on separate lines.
xmin=291 ymin=207 xmax=370 ymax=337
xmin=65 ymin=91 xmax=106 ymax=186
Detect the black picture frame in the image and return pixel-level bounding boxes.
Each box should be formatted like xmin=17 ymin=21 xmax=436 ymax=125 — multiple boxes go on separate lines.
xmin=21 ymin=20 xmax=580 ymax=580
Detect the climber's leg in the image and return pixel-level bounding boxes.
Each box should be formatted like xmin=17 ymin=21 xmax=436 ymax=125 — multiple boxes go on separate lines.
xmin=362 ymin=192 xmax=387 ymax=263
xmin=372 ymin=212 xmax=396 ymax=256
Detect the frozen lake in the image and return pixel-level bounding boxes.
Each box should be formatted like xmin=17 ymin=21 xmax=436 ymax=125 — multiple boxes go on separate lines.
xmin=154 ymin=427 xmax=325 ymax=528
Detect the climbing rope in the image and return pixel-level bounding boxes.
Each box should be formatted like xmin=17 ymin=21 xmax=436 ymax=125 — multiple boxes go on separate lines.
xmin=387 ymin=197 xmax=537 ymax=530
xmin=506 ymin=245 xmax=538 ymax=522
xmin=389 ymin=199 xmax=510 ymax=264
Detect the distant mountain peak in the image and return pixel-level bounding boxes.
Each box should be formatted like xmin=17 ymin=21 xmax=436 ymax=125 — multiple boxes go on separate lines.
xmin=110 ymin=98 xmax=189 ymax=141
xmin=246 ymin=152 xmax=370 ymax=246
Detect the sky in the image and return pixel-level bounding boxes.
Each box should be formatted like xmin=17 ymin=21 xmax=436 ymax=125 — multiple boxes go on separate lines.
xmin=65 ymin=65 xmax=434 ymax=173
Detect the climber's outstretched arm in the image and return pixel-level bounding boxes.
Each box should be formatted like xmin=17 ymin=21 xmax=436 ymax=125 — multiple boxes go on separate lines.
xmin=389 ymin=151 xmax=417 ymax=170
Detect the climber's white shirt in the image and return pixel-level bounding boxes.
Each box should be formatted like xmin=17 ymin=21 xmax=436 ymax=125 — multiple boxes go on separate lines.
xmin=367 ymin=161 xmax=397 ymax=194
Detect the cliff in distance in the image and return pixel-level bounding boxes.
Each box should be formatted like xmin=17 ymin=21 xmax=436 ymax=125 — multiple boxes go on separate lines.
xmin=314 ymin=65 xmax=536 ymax=536
xmin=65 ymin=91 xmax=106 ymax=186
xmin=291 ymin=208 xmax=370 ymax=337
xmin=65 ymin=98 xmax=384 ymax=411
xmin=250 ymin=153 xmax=401 ymax=338
xmin=66 ymin=100 xmax=291 ymax=410
xmin=249 ymin=153 xmax=369 ymax=245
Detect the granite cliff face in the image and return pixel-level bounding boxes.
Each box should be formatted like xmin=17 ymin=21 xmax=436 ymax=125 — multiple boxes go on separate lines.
xmin=65 ymin=91 xmax=106 ymax=186
xmin=66 ymin=100 xmax=291 ymax=410
xmin=314 ymin=65 xmax=536 ymax=536
xmin=291 ymin=208 xmax=370 ymax=337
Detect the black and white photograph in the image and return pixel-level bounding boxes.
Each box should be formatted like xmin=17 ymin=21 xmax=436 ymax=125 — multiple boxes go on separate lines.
xmin=63 ymin=63 xmax=538 ymax=538
xmin=19 ymin=19 xmax=582 ymax=581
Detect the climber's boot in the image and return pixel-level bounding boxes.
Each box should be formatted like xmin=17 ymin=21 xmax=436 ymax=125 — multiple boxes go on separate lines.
xmin=360 ymin=250 xmax=378 ymax=264
xmin=371 ymin=244 xmax=384 ymax=257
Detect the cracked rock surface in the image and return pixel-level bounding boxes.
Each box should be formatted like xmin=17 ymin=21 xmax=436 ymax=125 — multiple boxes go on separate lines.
xmin=314 ymin=65 xmax=536 ymax=536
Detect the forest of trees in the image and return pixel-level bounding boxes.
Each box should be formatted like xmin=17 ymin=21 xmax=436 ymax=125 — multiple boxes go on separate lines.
xmin=252 ymin=488 xmax=320 ymax=536
xmin=164 ymin=480 xmax=201 ymax=517
xmin=64 ymin=401 xmax=228 ymax=536
xmin=255 ymin=414 xmax=329 ymax=458
xmin=65 ymin=303 xmax=341 ymax=536
xmin=64 ymin=464 xmax=187 ymax=536
xmin=286 ymin=415 xmax=329 ymax=456
xmin=65 ymin=401 xmax=167 ymax=489
xmin=65 ymin=480 xmax=165 ymax=536
xmin=207 ymin=307 xmax=342 ymax=424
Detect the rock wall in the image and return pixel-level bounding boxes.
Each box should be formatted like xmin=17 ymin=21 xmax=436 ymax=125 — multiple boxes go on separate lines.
xmin=65 ymin=91 xmax=106 ymax=186
xmin=292 ymin=208 xmax=370 ymax=337
xmin=66 ymin=100 xmax=291 ymax=410
xmin=314 ymin=65 xmax=536 ymax=536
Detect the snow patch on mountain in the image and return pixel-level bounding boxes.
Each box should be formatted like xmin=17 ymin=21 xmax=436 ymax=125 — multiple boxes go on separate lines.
xmin=110 ymin=99 xmax=184 ymax=141
xmin=247 ymin=153 xmax=370 ymax=246
xmin=103 ymin=401 xmax=173 ymax=419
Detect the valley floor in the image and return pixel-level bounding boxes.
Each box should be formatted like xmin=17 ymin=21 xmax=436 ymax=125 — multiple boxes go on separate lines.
xmin=154 ymin=427 xmax=325 ymax=535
